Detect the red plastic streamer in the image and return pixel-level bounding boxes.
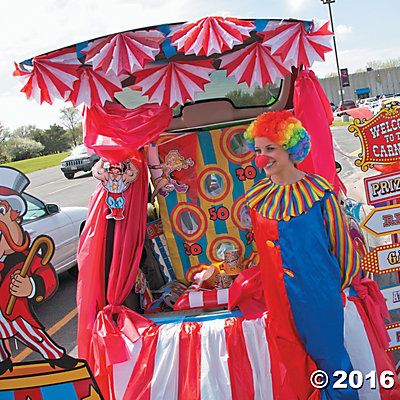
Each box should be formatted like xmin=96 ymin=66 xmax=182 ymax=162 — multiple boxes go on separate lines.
xmin=83 ymin=102 xmax=172 ymax=163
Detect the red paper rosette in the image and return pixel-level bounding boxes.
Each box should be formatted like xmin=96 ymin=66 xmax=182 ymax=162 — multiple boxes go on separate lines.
xmin=170 ymin=16 xmax=255 ymax=56
xmin=83 ymin=30 xmax=165 ymax=76
xmin=13 ymin=48 xmax=80 ymax=104
xmin=133 ymin=60 xmax=215 ymax=107
xmin=219 ymin=42 xmax=290 ymax=88
xmin=261 ymin=19 xmax=333 ymax=68
xmin=68 ymin=66 xmax=122 ymax=108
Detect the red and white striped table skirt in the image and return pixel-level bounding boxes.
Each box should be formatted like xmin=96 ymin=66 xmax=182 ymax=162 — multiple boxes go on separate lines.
xmin=112 ymin=314 xmax=274 ymax=400
xmin=109 ymin=293 xmax=393 ymax=400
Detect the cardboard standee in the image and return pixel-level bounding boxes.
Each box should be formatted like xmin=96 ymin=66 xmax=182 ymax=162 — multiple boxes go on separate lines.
xmin=352 ymin=108 xmax=400 ymax=351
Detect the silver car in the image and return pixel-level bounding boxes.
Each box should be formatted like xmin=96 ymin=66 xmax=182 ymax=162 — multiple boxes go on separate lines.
xmin=22 ymin=192 xmax=87 ymax=276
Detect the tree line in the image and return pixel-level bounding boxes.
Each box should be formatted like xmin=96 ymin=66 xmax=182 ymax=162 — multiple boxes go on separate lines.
xmin=324 ymin=58 xmax=400 ymax=78
xmin=0 ymin=107 xmax=82 ymax=163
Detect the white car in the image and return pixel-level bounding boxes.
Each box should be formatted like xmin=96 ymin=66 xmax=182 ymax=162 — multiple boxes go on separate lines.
xmin=22 ymin=192 xmax=87 ymax=276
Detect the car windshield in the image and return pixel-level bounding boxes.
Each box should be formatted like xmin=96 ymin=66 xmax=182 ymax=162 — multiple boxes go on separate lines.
xmin=116 ymin=70 xmax=282 ymax=115
xmin=71 ymin=145 xmax=87 ymax=155
xmin=343 ymin=100 xmax=354 ymax=105
xmin=22 ymin=193 xmax=48 ymax=222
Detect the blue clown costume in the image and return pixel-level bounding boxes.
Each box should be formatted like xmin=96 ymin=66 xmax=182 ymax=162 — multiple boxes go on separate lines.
xmin=246 ymin=173 xmax=400 ymax=400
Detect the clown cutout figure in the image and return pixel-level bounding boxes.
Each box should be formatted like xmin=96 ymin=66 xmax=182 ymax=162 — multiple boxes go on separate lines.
xmin=0 ymin=167 xmax=78 ymax=375
xmin=149 ymin=149 xmax=194 ymax=203
xmin=93 ymin=159 xmax=139 ymax=220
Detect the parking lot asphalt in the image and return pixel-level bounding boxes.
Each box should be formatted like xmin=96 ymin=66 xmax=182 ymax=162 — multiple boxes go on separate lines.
xmin=27 ymin=166 xmax=99 ymax=208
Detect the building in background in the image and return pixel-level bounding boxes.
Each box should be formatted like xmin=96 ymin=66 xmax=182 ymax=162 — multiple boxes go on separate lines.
xmin=319 ymin=66 xmax=400 ymax=105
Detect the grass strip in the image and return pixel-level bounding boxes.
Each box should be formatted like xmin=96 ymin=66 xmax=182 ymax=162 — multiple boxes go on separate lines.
xmin=1 ymin=152 xmax=69 ymax=174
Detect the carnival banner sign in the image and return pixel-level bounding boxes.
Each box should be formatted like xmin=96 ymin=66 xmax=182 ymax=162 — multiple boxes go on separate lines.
xmin=361 ymin=243 xmax=400 ymax=274
xmin=349 ymin=106 xmax=400 ymax=171
xmin=381 ymin=284 xmax=400 ymax=311
xmin=360 ymin=203 xmax=400 ymax=236
xmin=364 ymin=171 xmax=400 ymax=206
xmin=387 ymin=322 xmax=400 ymax=351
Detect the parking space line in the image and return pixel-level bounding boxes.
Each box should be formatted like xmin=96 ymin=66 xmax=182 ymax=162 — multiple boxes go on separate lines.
xmin=13 ymin=307 xmax=78 ymax=362
xmin=48 ymin=182 xmax=84 ymax=195
xmin=350 ymin=148 xmax=361 ymax=156
xmin=31 ymin=179 xmax=64 ymax=190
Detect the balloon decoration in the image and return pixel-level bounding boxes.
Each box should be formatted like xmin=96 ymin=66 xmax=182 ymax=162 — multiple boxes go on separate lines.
xmin=170 ymin=16 xmax=255 ymax=56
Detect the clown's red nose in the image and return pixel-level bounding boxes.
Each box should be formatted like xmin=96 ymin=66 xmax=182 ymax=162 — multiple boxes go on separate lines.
xmin=255 ymin=155 xmax=269 ymax=168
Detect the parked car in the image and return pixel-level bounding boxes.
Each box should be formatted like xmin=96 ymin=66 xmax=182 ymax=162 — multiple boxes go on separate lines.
xmin=22 ymin=192 xmax=87 ymax=276
xmin=60 ymin=144 xmax=99 ymax=179
xmin=337 ymin=99 xmax=356 ymax=111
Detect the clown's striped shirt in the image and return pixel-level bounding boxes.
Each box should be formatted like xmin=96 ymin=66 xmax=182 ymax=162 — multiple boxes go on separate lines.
xmin=245 ymin=173 xmax=360 ymax=289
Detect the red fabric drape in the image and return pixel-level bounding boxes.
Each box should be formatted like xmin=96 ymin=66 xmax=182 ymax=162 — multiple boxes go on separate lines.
xmin=294 ymin=69 xmax=342 ymax=193
xmin=83 ymin=102 xmax=172 ymax=163
xmin=107 ymin=151 xmax=148 ymax=304
xmin=77 ymin=102 xmax=172 ymax=399
xmin=77 ymin=151 xmax=151 ymax=399
xmin=76 ymin=185 xmax=108 ymax=359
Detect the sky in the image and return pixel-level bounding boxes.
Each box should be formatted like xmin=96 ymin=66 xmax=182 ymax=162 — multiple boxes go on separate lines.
xmin=1 ymin=0 xmax=399 ymax=131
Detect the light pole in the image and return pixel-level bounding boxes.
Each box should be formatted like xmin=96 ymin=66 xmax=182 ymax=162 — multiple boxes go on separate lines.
xmin=321 ymin=0 xmax=345 ymax=107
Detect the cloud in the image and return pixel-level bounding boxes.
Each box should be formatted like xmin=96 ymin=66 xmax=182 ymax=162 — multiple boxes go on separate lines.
xmin=285 ymin=0 xmax=313 ymax=12
xmin=336 ymin=24 xmax=353 ymax=36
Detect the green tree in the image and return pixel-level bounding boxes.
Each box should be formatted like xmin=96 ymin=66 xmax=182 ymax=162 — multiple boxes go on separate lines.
xmin=32 ymin=124 xmax=70 ymax=155
xmin=0 ymin=122 xmax=11 ymax=163
xmin=5 ymin=137 xmax=44 ymax=161
xmin=366 ymin=58 xmax=400 ymax=70
xmin=226 ymin=85 xmax=279 ymax=107
xmin=12 ymin=124 xmax=40 ymax=138
xmin=324 ymin=72 xmax=337 ymax=78
xmin=59 ymin=107 xmax=82 ymax=147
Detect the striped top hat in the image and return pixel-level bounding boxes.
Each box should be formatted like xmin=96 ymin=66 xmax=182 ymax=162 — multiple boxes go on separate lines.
xmin=0 ymin=167 xmax=30 ymax=216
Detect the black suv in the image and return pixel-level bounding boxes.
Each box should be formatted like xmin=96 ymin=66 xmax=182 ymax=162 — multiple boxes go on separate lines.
xmin=60 ymin=144 xmax=99 ymax=179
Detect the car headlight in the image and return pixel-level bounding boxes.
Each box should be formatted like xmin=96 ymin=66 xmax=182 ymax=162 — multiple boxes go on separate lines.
xmin=82 ymin=157 xmax=91 ymax=163
xmin=61 ymin=162 xmax=67 ymax=167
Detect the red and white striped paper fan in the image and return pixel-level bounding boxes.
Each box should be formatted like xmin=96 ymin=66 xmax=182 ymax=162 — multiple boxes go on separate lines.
xmin=13 ymin=48 xmax=80 ymax=104
xmin=68 ymin=66 xmax=122 ymax=108
xmin=170 ymin=16 xmax=255 ymax=56
xmin=133 ymin=60 xmax=215 ymax=107
xmin=219 ymin=42 xmax=290 ymax=88
xmin=261 ymin=19 xmax=333 ymax=68
xmin=83 ymin=30 xmax=165 ymax=76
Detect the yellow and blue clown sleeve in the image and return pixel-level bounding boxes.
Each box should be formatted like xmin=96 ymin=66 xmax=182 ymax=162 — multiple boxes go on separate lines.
xmin=322 ymin=191 xmax=361 ymax=289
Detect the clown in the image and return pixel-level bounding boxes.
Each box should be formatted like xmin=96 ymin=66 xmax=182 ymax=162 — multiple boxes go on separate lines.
xmin=0 ymin=167 xmax=77 ymax=375
xmin=93 ymin=158 xmax=139 ymax=220
xmin=244 ymin=111 xmax=399 ymax=399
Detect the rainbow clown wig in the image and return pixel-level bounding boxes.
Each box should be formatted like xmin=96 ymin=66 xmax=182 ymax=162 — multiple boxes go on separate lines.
xmin=244 ymin=110 xmax=311 ymax=163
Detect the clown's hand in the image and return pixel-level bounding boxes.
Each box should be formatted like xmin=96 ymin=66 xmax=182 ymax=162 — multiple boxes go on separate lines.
xmin=10 ymin=270 xmax=33 ymax=298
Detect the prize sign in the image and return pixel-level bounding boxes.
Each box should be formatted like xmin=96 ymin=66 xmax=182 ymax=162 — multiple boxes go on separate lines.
xmin=360 ymin=203 xmax=400 ymax=236
xmin=387 ymin=322 xmax=400 ymax=351
xmin=361 ymin=243 xmax=400 ymax=274
xmin=349 ymin=106 xmax=400 ymax=171
xmin=381 ymin=284 xmax=400 ymax=311
xmin=364 ymin=171 xmax=400 ymax=206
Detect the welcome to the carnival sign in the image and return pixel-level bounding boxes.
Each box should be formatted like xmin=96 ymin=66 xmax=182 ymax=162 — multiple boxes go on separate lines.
xmin=349 ymin=106 xmax=400 ymax=171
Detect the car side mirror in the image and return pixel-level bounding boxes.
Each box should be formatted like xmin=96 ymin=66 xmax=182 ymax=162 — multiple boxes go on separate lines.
xmin=46 ymin=203 xmax=60 ymax=214
xmin=335 ymin=161 xmax=342 ymax=174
